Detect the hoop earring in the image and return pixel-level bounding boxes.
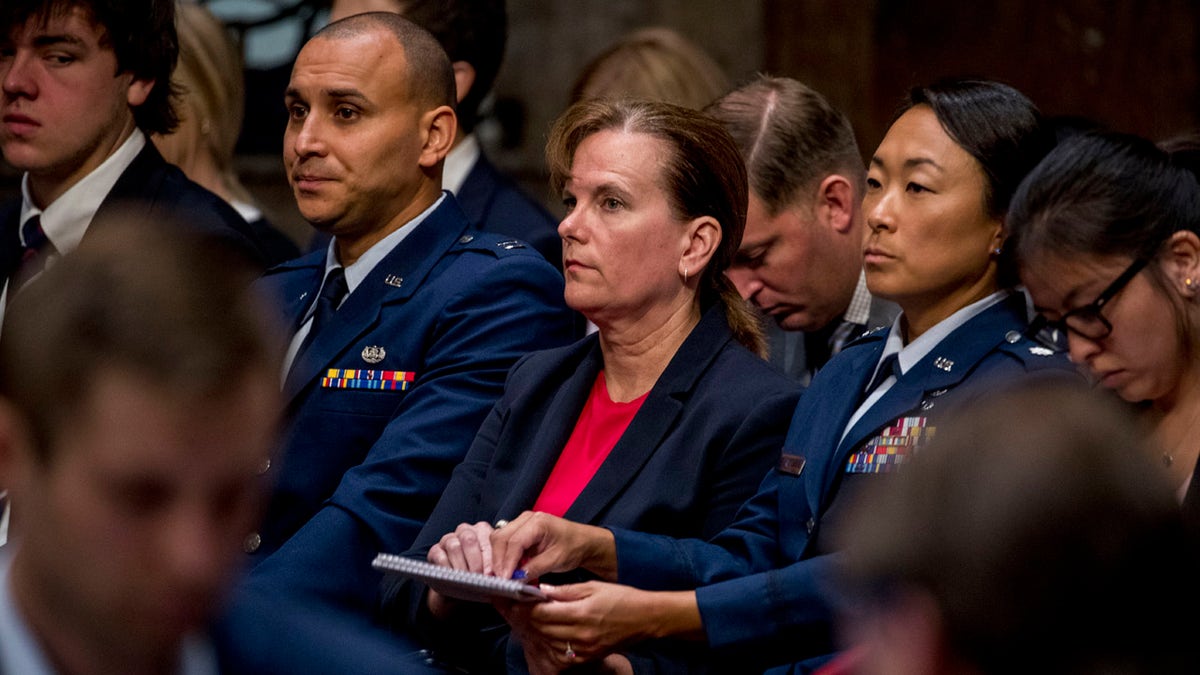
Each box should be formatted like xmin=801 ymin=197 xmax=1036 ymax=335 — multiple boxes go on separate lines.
xmin=682 ymin=266 xmax=689 ymax=283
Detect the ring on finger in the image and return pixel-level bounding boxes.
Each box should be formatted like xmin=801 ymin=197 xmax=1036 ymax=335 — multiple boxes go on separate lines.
xmin=565 ymin=641 xmax=576 ymax=659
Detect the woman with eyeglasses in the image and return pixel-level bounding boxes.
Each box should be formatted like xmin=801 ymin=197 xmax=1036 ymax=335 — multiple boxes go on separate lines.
xmin=1011 ymin=131 xmax=1200 ymax=529
xmin=486 ymin=79 xmax=1079 ymax=675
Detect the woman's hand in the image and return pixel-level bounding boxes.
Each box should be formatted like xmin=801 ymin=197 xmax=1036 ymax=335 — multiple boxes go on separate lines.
xmin=499 ymin=581 xmax=666 ymax=671
xmin=425 ymin=521 xmax=496 ymax=618
xmin=491 ymin=511 xmax=618 ymax=581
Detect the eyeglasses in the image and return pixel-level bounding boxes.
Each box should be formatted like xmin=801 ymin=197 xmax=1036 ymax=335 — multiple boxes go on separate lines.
xmin=1026 ymin=255 xmax=1150 ymax=352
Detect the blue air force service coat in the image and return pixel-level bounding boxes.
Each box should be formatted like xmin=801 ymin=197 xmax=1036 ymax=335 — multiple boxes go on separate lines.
xmin=609 ymin=292 xmax=1078 ymax=673
xmin=246 ymin=195 xmax=577 ymax=610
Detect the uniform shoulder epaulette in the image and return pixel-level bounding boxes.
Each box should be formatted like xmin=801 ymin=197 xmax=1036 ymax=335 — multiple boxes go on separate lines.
xmin=844 ymin=324 xmax=889 ymax=349
xmin=453 ymin=232 xmax=542 ymax=259
xmin=996 ymin=328 xmax=1068 ymax=370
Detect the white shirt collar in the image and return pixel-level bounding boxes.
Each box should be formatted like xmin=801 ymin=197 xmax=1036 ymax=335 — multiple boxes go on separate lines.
xmin=321 ymin=192 xmax=446 ymax=294
xmin=843 ymin=290 xmax=1009 ymax=440
xmin=442 ymin=133 xmax=480 ymax=195
xmin=19 ymin=130 xmax=146 ymax=256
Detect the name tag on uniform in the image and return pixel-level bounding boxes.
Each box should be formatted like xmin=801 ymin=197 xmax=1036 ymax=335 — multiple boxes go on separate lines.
xmin=845 ymin=416 xmax=934 ymax=474
xmin=778 ymin=453 xmax=806 ymax=476
xmin=321 ymin=369 xmax=415 ymax=391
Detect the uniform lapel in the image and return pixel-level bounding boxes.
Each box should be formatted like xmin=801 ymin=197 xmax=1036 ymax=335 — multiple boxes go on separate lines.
xmin=798 ymin=336 xmax=885 ymax=518
xmin=831 ymin=294 xmax=1026 ymax=484
xmin=282 ymin=198 xmax=469 ymax=401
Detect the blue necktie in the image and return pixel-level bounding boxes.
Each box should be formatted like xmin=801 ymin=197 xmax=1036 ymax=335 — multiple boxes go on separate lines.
xmin=295 ymin=267 xmax=348 ymax=361
xmin=862 ymin=352 xmax=900 ymax=401
xmin=11 ymin=216 xmax=55 ymax=293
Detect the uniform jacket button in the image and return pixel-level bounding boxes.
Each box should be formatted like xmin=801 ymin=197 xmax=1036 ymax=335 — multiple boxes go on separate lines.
xmin=244 ymin=532 xmax=262 ymax=553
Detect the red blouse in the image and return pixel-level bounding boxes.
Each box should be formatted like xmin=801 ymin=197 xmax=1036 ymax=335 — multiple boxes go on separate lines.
xmin=531 ymin=371 xmax=649 ymax=516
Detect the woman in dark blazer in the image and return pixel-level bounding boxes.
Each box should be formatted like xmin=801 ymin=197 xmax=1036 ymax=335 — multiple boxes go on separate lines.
xmin=485 ymin=79 xmax=1081 ymax=675
xmin=379 ymin=99 xmax=800 ymax=673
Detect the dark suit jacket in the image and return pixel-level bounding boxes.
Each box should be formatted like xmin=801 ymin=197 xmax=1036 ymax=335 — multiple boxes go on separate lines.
xmin=0 ymin=143 xmax=292 ymax=275
xmin=455 ymin=151 xmax=562 ymax=270
xmin=610 ymin=293 xmax=1079 ymax=673
xmin=382 ymin=305 xmax=801 ymax=673
xmin=244 ymin=195 xmax=577 ymax=613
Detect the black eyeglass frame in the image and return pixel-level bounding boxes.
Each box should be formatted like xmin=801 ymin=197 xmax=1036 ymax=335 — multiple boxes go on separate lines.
xmin=1025 ymin=254 xmax=1152 ymax=348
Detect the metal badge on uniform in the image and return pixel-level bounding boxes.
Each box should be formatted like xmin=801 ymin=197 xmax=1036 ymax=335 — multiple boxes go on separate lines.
xmin=322 ymin=369 xmax=415 ymax=391
xmin=496 ymin=239 xmax=525 ymax=250
xmin=1029 ymin=346 xmax=1055 ymax=356
xmin=777 ymin=453 xmax=806 ymax=476
xmin=845 ymin=416 xmax=935 ymax=474
xmin=361 ymin=345 xmax=386 ymax=364
xmin=934 ymin=356 xmax=954 ymax=372
xmin=458 ymin=234 xmax=475 ymax=244
xmin=384 ymin=274 xmax=404 ymax=288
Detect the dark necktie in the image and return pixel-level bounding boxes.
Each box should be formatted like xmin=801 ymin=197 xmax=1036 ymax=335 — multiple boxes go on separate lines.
xmin=10 ymin=216 xmax=56 ymax=294
xmin=861 ymin=352 xmax=901 ymax=402
xmin=295 ymin=267 xmax=348 ymax=361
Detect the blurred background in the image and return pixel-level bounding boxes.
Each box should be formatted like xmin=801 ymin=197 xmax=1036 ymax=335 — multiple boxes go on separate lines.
xmin=3 ymin=0 xmax=1198 ymax=247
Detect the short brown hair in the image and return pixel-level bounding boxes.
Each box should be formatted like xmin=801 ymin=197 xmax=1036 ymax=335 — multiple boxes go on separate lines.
xmin=706 ymin=75 xmax=863 ymax=216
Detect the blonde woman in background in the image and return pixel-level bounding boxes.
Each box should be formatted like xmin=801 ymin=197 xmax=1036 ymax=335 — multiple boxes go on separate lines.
xmin=570 ymin=27 xmax=729 ymax=110
xmin=156 ymin=1 xmax=299 ymax=262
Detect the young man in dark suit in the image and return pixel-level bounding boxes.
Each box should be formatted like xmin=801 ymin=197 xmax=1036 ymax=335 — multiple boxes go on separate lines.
xmin=327 ymin=0 xmax=563 ymax=269
xmin=0 ymin=0 xmax=289 ymax=325
xmin=239 ymin=10 xmax=575 ymax=623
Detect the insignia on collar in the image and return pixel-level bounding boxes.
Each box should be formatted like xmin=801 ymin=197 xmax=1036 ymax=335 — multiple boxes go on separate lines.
xmin=362 ymin=345 xmax=386 ymax=363
xmin=458 ymin=234 xmax=475 ymax=244
xmin=496 ymin=239 xmax=525 ymax=250
xmin=1029 ymin=346 xmax=1055 ymax=356
xmin=384 ymin=274 xmax=403 ymax=288
xmin=934 ymin=356 xmax=954 ymax=372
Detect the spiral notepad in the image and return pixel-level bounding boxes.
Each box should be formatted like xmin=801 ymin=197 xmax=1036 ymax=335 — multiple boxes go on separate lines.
xmin=372 ymin=553 xmax=547 ymax=603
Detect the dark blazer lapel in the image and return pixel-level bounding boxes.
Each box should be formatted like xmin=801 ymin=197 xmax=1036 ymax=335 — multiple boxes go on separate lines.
xmin=282 ymin=197 xmax=471 ymax=400
xmin=799 ymin=337 xmax=885 ymax=517
xmin=562 ymin=308 xmax=731 ymax=524
xmin=90 ymin=144 xmax=167 ymax=227
xmin=496 ymin=340 xmax=604 ymax=517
